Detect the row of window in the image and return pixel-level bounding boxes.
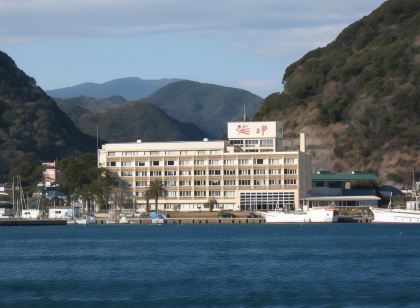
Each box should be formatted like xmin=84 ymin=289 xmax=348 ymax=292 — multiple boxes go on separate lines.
xmin=135 ymin=191 xmax=236 ymax=198
xmin=108 ymin=150 xmax=224 ymax=157
xmin=106 ymin=158 xmax=296 ymax=167
xmin=230 ymin=139 xmax=274 ymax=146
xmin=132 ymin=179 xmax=295 ymax=187
xmin=120 ymin=169 xmax=296 ymax=177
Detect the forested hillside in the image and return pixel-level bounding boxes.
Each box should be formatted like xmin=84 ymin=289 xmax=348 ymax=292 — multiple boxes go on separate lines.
xmin=0 ymin=50 xmax=96 ymax=181
xmin=255 ymin=0 xmax=420 ymax=182
xmin=144 ymin=80 xmax=262 ymax=138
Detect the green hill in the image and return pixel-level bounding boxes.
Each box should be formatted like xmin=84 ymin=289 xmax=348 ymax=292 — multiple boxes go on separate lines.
xmin=255 ymin=0 xmax=420 ymax=181
xmin=0 ymin=50 xmax=96 ymax=181
xmin=58 ymin=99 xmax=209 ymax=142
xmin=144 ymin=80 xmax=263 ymax=138
xmin=56 ymin=95 xmax=131 ymax=113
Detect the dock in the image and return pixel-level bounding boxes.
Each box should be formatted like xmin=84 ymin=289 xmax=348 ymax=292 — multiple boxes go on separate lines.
xmin=0 ymin=219 xmax=67 ymax=226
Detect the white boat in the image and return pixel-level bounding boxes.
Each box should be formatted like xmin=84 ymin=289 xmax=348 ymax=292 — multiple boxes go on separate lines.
xmin=370 ymin=196 xmax=420 ymax=224
xmin=74 ymin=216 xmax=96 ymax=225
xmin=264 ymin=207 xmax=338 ymax=223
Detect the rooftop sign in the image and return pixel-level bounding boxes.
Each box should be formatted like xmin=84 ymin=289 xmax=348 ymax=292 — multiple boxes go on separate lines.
xmin=228 ymin=122 xmax=282 ymax=139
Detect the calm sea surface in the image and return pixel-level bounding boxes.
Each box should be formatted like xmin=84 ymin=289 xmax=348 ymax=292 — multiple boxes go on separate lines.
xmin=1 ymin=224 xmax=420 ymax=307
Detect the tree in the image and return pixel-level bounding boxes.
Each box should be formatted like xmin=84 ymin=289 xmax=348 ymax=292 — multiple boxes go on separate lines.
xmin=145 ymin=180 xmax=167 ymax=212
xmin=143 ymin=190 xmax=154 ymax=213
xmin=57 ymin=153 xmax=116 ymax=211
xmin=205 ymin=198 xmax=217 ymax=212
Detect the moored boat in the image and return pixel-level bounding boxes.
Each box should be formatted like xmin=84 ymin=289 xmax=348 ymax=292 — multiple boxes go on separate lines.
xmin=264 ymin=207 xmax=338 ymax=223
xmin=370 ymin=196 xmax=420 ymax=224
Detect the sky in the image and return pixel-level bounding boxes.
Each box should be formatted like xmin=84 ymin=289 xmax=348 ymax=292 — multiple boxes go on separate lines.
xmin=0 ymin=0 xmax=385 ymax=97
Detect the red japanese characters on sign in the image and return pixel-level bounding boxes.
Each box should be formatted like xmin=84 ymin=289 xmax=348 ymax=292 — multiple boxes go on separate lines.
xmin=256 ymin=125 xmax=268 ymax=136
xmin=236 ymin=124 xmax=251 ymax=135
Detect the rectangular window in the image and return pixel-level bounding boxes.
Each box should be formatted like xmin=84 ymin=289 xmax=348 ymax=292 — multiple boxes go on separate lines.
xmin=285 ymin=158 xmax=295 ymax=164
xmin=238 ymin=159 xmax=249 ymax=165
xmin=223 ymin=159 xmax=235 ymax=165
xmin=239 ymin=180 xmax=251 ymax=186
xmin=268 ymin=169 xmax=280 ymax=175
xmin=152 ymin=161 xmax=160 ymax=166
xmin=194 ymin=160 xmax=205 ymax=166
xmin=261 ymin=139 xmax=273 ymax=145
xmin=224 ymin=191 xmax=235 ymax=198
xmin=253 ymin=159 xmax=264 ymax=165
xmin=230 ymin=140 xmax=243 ymax=145
xmin=121 ymin=171 xmax=132 ymax=177
xmin=208 ymin=160 xmax=219 ymax=166
xmin=245 ymin=140 xmax=258 ymax=145
xmin=180 ymin=170 xmax=191 ymax=176
xmin=238 ymin=169 xmax=251 ymax=175
xmin=194 ymin=180 xmax=206 ymax=186
xmin=209 ymin=180 xmax=220 ymax=186
xmin=209 ymin=191 xmax=221 ymax=197
xmin=179 ymin=181 xmax=191 ymax=186
xmin=254 ymin=180 xmax=266 ymax=186
xmin=224 ymin=180 xmax=236 ymax=186
xmin=167 ymin=191 xmax=177 ymax=198
xmin=180 ymin=191 xmax=192 ymax=197
xmin=253 ymin=169 xmax=266 ymax=175
xmin=107 ymin=162 xmax=116 ymax=167
xmin=164 ymin=181 xmax=177 ymax=187
xmin=284 ymin=179 xmax=297 ymax=185
xmin=164 ymin=160 xmax=175 ymax=166
xmin=150 ymin=171 xmax=162 ymax=176
xmin=179 ymin=160 xmax=191 ymax=166
xmin=136 ymin=171 xmax=147 ymax=177
xmin=268 ymin=159 xmax=279 ymax=164
xmin=121 ymin=161 xmax=133 ymax=167
xmin=194 ymin=191 xmax=207 ymax=197
xmin=135 ymin=181 xmax=147 ymax=187
xmin=209 ymin=170 xmax=221 ymax=176
xmin=224 ymin=169 xmax=236 ymax=176
xmin=164 ymin=170 xmax=177 ymax=176
xmin=108 ymin=152 xmax=116 ymax=157
xmin=269 ymin=180 xmax=281 ymax=185
xmin=136 ymin=161 xmax=146 ymax=167
xmin=284 ymin=169 xmax=297 ymax=175
xmin=194 ymin=170 xmax=206 ymax=176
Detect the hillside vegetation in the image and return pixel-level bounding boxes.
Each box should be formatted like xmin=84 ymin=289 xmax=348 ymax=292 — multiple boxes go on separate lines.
xmin=0 ymin=50 xmax=96 ymax=181
xmin=144 ymin=80 xmax=263 ymax=138
xmin=255 ymin=0 xmax=420 ymax=181
xmin=58 ymin=99 xmax=208 ymax=142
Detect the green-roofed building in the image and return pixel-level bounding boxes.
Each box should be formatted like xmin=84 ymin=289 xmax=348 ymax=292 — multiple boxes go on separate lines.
xmin=302 ymin=171 xmax=380 ymax=208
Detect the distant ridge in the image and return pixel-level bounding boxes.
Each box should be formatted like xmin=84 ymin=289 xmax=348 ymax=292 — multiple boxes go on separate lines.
xmin=47 ymin=77 xmax=180 ymax=100
xmin=144 ymin=80 xmax=263 ymax=138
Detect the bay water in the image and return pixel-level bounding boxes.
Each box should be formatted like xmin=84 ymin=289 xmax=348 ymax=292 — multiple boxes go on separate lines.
xmin=1 ymin=224 xmax=420 ymax=306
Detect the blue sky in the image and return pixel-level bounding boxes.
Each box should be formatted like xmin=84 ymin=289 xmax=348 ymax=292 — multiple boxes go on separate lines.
xmin=0 ymin=0 xmax=385 ymax=97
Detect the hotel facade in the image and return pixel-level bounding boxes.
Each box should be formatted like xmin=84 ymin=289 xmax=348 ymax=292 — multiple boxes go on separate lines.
xmin=98 ymin=121 xmax=312 ymax=211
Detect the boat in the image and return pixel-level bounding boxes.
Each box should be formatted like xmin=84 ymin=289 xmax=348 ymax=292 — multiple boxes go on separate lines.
xmin=149 ymin=212 xmax=167 ymax=224
xmin=370 ymin=195 xmax=420 ymax=224
xmin=264 ymin=207 xmax=338 ymax=223
xmin=74 ymin=216 xmax=96 ymax=225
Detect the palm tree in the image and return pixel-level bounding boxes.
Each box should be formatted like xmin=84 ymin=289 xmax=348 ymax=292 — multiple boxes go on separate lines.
xmin=205 ymin=198 xmax=217 ymax=212
xmin=143 ymin=189 xmax=154 ymax=213
xmin=145 ymin=180 xmax=167 ymax=213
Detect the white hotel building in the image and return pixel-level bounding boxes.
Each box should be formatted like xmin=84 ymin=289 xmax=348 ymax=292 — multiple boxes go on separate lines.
xmin=98 ymin=121 xmax=312 ymax=211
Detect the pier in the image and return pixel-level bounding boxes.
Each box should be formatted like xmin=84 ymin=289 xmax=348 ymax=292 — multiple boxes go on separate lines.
xmin=0 ymin=219 xmax=67 ymax=226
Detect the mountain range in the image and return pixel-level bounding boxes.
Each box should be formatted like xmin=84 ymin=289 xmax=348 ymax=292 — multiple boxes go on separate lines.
xmin=54 ymin=80 xmax=263 ymax=139
xmin=47 ymin=77 xmax=179 ymax=100
xmin=255 ymin=0 xmax=420 ymax=181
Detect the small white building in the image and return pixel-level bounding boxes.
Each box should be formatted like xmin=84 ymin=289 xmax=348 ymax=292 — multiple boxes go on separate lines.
xmin=21 ymin=209 xmax=41 ymax=219
xmin=48 ymin=207 xmax=81 ymax=219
